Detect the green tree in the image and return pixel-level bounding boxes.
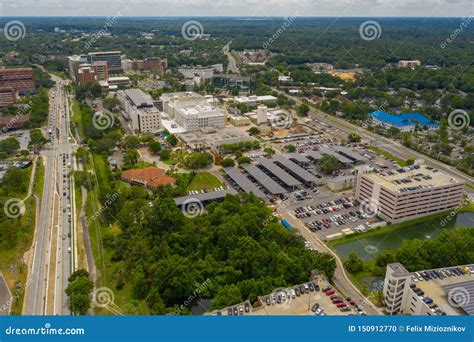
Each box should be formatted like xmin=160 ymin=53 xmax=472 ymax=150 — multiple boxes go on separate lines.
xmin=159 ymin=149 xmax=171 ymax=161
xmin=318 ymin=154 xmax=341 ymax=175
xmin=285 ymin=144 xmax=296 ymax=153
xmin=66 ymin=270 xmax=94 ymax=315
xmin=29 ymin=129 xmax=48 ymax=147
xmin=344 ymin=252 xmax=364 ymax=273
xmin=237 ymin=156 xmax=251 ymax=165
xmin=297 ymin=103 xmax=310 ymax=117
xmin=123 ymin=135 xmax=141 ymax=149
xmin=148 ymin=140 xmax=162 ymax=155
xmin=248 ymin=127 xmax=260 ymax=135
xmin=0 ymin=137 xmax=20 ymax=156
xmin=221 ymin=158 xmax=235 ymax=167
xmin=166 ymin=134 xmax=178 ymax=147
xmin=347 ymin=133 xmax=361 ymax=143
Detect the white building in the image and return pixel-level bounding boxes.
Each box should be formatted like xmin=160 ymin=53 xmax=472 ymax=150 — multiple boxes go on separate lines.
xmin=118 ymin=89 xmax=161 ymax=133
xmin=257 ymin=105 xmax=268 ymax=125
xmin=161 ymin=92 xmax=224 ymax=132
xmin=234 ymin=95 xmax=278 ymax=106
xmin=383 ymin=263 xmax=473 ymax=316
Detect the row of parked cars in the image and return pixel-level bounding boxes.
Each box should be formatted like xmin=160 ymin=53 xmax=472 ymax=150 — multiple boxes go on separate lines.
xmin=264 ymin=282 xmax=320 ymax=306
xmin=306 ymin=211 xmax=363 ymax=231
xmin=322 ymin=286 xmax=366 ymax=315
xmin=412 ymin=266 xmax=474 ymax=282
xmin=224 ymin=302 xmax=251 ymax=316
xmin=187 ymin=186 xmax=226 ymax=196
xmin=409 ymin=284 xmax=446 ymax=315
xmin=294 ymin=197 xmax=354 ymax=219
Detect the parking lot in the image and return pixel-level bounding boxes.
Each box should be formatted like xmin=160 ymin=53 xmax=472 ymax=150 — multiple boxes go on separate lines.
xmin=210 ymin=278 xmax=365 ymax=316
xmin=283 ymin=188 xmax=371 ymax=240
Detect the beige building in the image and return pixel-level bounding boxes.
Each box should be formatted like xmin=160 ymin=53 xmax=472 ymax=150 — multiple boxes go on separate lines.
xmin=398 ymin=60 xmax=421 ymax=68
xmin=383 ymin=263 xmax=473 ymax=316
xmin=118 ymin=89 xmax=161 ymax=133
xmin=355 ymin=165 xmax=465 ymax=224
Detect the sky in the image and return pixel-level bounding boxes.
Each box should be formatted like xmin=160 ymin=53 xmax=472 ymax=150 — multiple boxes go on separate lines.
xmin=0 ymin=0 xmax=473 ymax=17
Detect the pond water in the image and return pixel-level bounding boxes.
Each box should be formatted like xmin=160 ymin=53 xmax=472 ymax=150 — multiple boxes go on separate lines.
xmin=333 ymin=212 xmax=474 ymax=260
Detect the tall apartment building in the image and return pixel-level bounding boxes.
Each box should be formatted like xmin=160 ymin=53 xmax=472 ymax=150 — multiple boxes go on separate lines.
xmin=383 ymin=263 xmax=473 ymax=316
xmin=161 ymin=92 xmax=224 ymax=132
xmin=118 ymin=89 xmax=161 ymax=133
xmin=355 ymin=165 xmax=465 ymax=224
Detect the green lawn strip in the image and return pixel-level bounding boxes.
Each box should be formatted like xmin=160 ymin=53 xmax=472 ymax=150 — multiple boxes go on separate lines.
xmin=367 ymin=146 xmax=408 ymax=167
xmin=84 ymin=153 xmax=147 ymax=314
xmin=72 ymin=100 xmax=85 ymax=138
xmin=5 ymin=161 xmax=44 ymax=314
xmin=186 ymin=172 xmax=223 ymax=191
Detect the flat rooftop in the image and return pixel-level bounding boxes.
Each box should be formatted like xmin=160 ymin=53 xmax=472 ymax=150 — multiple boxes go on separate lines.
xmin=174 ymin=189 xmax=238 ymax=206
xmin=122 ymin=88 xmax=154 ymax=107
xmin=413 ymin=268 xmax=474 ymax=316
xmin=273 ymin=155 xmax=318 ymax=184
xmin=256 ymin=158 xmax=301 ymax=187
xmin=241 ymin=164 xmax=286 ymax=195
xmin=362 ymin=164 xmax=465 ymax=193
xmin=319 ymin=147 xmax=354 ymax=164
xmin=224 ymin=167 xmax=267 ymax=201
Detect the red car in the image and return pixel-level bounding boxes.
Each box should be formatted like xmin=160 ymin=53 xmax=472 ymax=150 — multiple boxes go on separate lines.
xmin=325 ymin=289 xmax=335 ymax=295
xmin=336 ymin=302 xmax=347 ymax=308
xmin=330 ymin=295 xmax=339 ymax=300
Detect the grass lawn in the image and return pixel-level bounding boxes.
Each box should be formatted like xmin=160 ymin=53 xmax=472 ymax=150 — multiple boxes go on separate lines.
xmin=2 ymin=160 xmax=44 ymax=314
xmin=367 ymin=146 xmax=409 ymax=167
xmin=84 ymin=152 xmax=148 ymax=315
xmin=72 ymin=100 xmax=85 ymax=138
xmin=186 ymin=172 xmax=223 ymax=191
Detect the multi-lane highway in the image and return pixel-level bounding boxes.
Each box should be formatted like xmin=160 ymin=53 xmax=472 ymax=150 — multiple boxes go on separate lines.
xmin=24 ymin=79 xmax=77 ymax=315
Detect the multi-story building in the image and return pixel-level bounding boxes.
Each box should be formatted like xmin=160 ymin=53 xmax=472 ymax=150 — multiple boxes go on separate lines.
xmin=355 ymin=164 xmax=465 ymax=224
xmin=127 ymin=58 xmax=168 ymax=73
xmin=161 ymin=92 xmax=224 ymax=132
xmin=88 ymin=51 xmax=122 ymax=74
xmin=212 ymin=74 xmax=250 ymax=93
xmin=67 ymin=55 xmax=89 ymax=81
xmin=76 ymin=64 xmax=97 ymax=85
xmin=383 ymin=262 xmax=473 ymax=316
xmin=118 ymin=89 xmax=161 ymax=133
xmin=398 ymin=60 xmax=422 ymax=68
xmin=0 ymin=68 xmax=35 ymax=96
xmin=92 ymin=61 xmax=109 ymax=81
xmin=69 ymin=51 xmax=122 ymax=81
xmin=0 ymin=88 xmax=16 ymax=108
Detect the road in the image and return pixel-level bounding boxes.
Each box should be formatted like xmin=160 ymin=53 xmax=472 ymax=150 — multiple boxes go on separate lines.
xmin=281 ymin=91 xmax=473 ymax=190
xmin=223 ymin=41 xmax=239 ymax=74
xmin=283 ymin=213 xmax=382 ymax=315
xmin=24 ymin=78 xmax=77 ymax=315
